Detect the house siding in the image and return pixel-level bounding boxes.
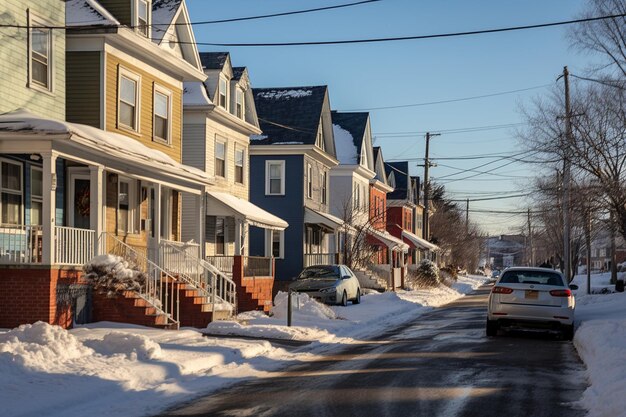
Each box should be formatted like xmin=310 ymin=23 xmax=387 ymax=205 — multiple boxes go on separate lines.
xmin=98 ymin=0 xmax=132 ymax=26
xmin=303 ymin=155 xmax=331 ymax=213
xmin=249 ymin=154 xmax=304 ymax=282
xmin=66 ymin=51 xmax=101 ymax=128
xmin=0 ymin=0 xmax=65 ymax=120
xmin=105 ymin=53 xmax=183 ymax=163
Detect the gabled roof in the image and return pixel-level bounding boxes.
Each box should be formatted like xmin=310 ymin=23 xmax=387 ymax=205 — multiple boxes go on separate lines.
xmin=331 ymin=111 xmax=369 ymax=165
xmin=200 ymin=52 xmax=230 ymax=70
xmin=66 ymin=0 xmax=120 ymax=27
xmin=372 ymin=146 xmax=389 ymax=185
xmin=385 ymin=161 xmax=410 ymax=200
xmin=151 ymin=0 xmax=182 ymax=43
xmin=232 ymin=67 xmax=247 ymax=81
xmin=252 ymin=86 xmax=328 ymax=145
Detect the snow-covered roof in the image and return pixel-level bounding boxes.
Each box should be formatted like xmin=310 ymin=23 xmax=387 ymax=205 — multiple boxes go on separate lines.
xmin=255 ymin=89 xmax=314 ymax=100
xmin=151 ymin=0 xmax=183 ymax=44
xmin=0 ymin=109 xmax=211 ymax=185
xmin=401 ymin=230 xmax=439 ymax=251
xmin=304 ymin=207 xmax=344 ymax=231
xmin=183 ymin=82 xmax=212 ymax=107
xmin=368 ymin=228 xmax=409 ymax=252
xmin=207 ymin=191 xmax=288 ymax=230
xmin=66 ymin=0 xmax=120 ymax=27
xmin=332 ymin=123 xmax=358 ymax=164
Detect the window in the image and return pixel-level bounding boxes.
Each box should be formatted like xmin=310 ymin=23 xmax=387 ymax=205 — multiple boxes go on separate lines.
xmin=320 ymin=171 xmax=327 ymax=204
xmin=307 ymin=163 xmax=312 ymax=199
xmin=235 ymin=88 xmax=244 ymax=119
xmin=215 ymin=217 xmax=225 ymax=255
xmin=265 ymin=229 xmax=284 ymax=258
xmin=30 ymin=167 xmax=43 ymax=226
xmin=118 ymin=69 xmax=140 ymax=131
xmin=137 ymin=0 xmax=149 ymax=37
xmin=265 ymin=160 xmax=285 ymax=196
xmin=117 ymin=178 xmax=138 ymax=234
xmin=153 ymin=86 xmax=171 ymax=143
xmin=29 ymin=18 xmax=52 ymax=91
xmin=354 ymin=184 xmax=360 ymax=211
xmin=218 ymin=77 xmax=228 ymax=109
xmin=215 ymin=141 xmax=226 ymax=177
xmin=235 ymin=147 xmax=244 ymax=184
xmin=1 ymin=160 xmax=23 ymax=225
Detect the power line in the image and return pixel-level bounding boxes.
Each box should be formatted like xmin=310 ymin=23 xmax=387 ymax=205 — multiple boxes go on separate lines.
xmin=189 ymin=13 xmax=626 ymax=47
xmin=570 ymin=73 xmax=626 ymax=90
xmin=339 ymin=84 xmax=550 ymax=112
xmin=448 ymin=193 xmax=530 ymax=202
xmin=374 ymin=122 xmax=525 ymax=137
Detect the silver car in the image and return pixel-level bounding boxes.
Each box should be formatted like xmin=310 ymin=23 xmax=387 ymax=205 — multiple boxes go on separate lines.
xmin=487 ymin=267 xmax=578 ymax=339
xmin=289 ymin=265 xmax=361 ymax=306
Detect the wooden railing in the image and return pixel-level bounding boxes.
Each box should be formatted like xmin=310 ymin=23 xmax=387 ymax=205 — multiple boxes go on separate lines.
xmin=0 ymin=224 xmax=43 ymax=264
xmin=243 ymin=256 xmax=273 ymax=277
xmin=55 ymin=226 xmax=95 ymax=266
xmin=205 ymin=255 xmax=235 ymax=275
xmin=303 ymin=253 xmax=337 ymax=268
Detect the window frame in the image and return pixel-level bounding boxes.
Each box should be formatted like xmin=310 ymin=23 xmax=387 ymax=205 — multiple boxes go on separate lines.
xmin=0 ymin=159 xmax=24 ymax=226
xmin=218 ymin=77 xmax=228 ymax=109
xmin=215 ymin=139 xmax=226 ymax=178
xmin=265 ymin=229 xmax=284 ymax=259
xmin=235 ymin=87 xmax=245 ymax=119
xmin=320 ymin=171 xmax=327 ymax=204
xmin=215 ymin=216 xmax=226 ymax=255
xmin=117 ymin=177 xmax=139 ymax=235
xmin=265 ymin=160 xmax=285 ymax=196
xmin=30 ymin=166 xmax=43 ymax=226
xmin=117 ymin=67 xmax=141 ymax=133
xmin=152 ymin=84 xmax=172 ymax=144
xmin=234 ymin=146 xmax=245 ymax=184
xmin=28 ymin=13 xmax=54 ymax=93
xmin=136 ymin=0 xmax=150 ymax=37
xmin=306 ymin=163 xmax=313 ymax=199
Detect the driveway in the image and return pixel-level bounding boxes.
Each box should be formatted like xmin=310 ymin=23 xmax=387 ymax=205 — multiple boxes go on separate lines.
xmin=160 ymin=283 xmax=588 ymax=417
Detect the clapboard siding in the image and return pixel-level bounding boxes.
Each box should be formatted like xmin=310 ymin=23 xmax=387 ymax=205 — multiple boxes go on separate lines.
xmin=182 ymin=123 xmax=206 ymax=171
xmin=66 ymin=51 xmax=101 ymax=128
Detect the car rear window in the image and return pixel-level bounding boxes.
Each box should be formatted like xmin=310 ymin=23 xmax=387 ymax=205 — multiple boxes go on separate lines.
xmin=298 ymin=266 xmax=340 ymax=279
xmin=499 ymin=270 xmax=564 ymax=286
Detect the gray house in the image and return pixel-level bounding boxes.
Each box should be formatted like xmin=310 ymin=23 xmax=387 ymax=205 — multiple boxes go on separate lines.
xmin=248 ymin=85 xmax=342 ymax=286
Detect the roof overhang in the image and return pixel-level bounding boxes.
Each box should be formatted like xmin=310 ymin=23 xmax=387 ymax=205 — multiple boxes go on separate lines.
xmin=370 ymin=178 xmax=394 ymax=193
xmin=206 ymin=191 xmax=288 ymax=230
xmin=401 ymin=230 xmax=440 ymax=251
xmin=368 ymin=228 xmax=409 ymax=252
xmin=330 ymin=164 xmax=376 ymax=180
xmin=304 ymin=207 xmax=344 ymax=232
xmin=250 ymin=145 xmax=339 ymax=167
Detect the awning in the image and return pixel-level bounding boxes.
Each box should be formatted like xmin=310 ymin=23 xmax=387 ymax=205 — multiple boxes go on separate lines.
xmin=304 ymin=207 xmax=344 ymax=231
xmin=401 ymin=230 xmax=440 ymax=251
xmin=207 ymin=191 xmax=288 ymax=230
xmin=368 ymin=228 xmax=409 ymax=252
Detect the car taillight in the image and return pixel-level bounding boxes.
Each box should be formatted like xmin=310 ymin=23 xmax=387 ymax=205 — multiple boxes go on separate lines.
xmin=492 ymin=286 xmax=513 ymax=294
xmin=550 ymin=289 xmax=572 ymax=297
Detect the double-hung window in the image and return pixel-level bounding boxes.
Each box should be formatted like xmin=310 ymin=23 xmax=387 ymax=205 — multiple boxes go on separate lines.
xmin=306 ymin=163 xmax=312 ymax=199
xmin=153 ymin=86 xmax=171 ymax=143
xmin=137 ymin=0 xmax=149 ymax=37
xmin=235 ymin=88 xmax=244 ymax=119
xmin=320 ymin=171 xmax=327 ymax=204
xmin=265 ymin=161 xmax=285 ymax=196
xmin=218 ymin=77 xmax=228 ymax=109
xmin=30 ymin=167 xmax=43 ymax=226
xmin=215 ymin=141 xmax=226 ymax=177
xmin=117 ymin=178 xmax=138 ymax=234
xmin=1 ymin=160 xmax=23 ymax=225
xmin=265 ymin=229 xmax=284 ymax=258
xmin=118 ymin=69 xmax=140 ymax=131
xmin=215 ymin=217 xmax=225 ymax=255
xmin=235 ymin=147 xmax=244 ymax=184
xmin=29 ymin=18 xmax=52 ymax=91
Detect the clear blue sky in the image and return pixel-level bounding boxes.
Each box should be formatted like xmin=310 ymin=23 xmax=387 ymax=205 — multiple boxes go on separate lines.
xmin=186 ymin=0 xmax=591 ymax=235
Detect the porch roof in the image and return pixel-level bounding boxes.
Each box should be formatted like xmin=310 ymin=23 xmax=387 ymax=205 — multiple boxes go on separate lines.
xmin=304 ymin=207 xmax=344 ymax=231
xmin=368 ymin=228 xmax=409 ymax=252
xmin=401 ymin=230 xmax=440 ymax=252
xmin=0 ymin=110 xmax=212 ymax=187
xmin=207 ymin=191 xmax=288 ymax=230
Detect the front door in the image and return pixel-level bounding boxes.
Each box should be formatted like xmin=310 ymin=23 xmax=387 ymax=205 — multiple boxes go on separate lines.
xmin=68 ymin=169 xmax=91 ymax=229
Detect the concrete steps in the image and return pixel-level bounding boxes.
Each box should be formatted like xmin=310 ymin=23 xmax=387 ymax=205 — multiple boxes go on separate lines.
xmin=354 ymin=269 xmax=388 ymax=292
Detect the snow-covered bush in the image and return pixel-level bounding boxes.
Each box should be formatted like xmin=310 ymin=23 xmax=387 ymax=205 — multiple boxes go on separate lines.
xmin=83 ymin=332 xmax=162 ymax=361
xmin=405 ymin=259 xmax=440 ymax=289
xmin=83 ymin=254 xmax=147 ymax=297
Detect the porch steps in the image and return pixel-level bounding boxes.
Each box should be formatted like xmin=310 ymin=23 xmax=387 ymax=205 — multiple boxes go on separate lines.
xmin=236 ymin=277 xmax=274 ymax=313
xmin=92 ymin=290 xmax=178 ymax=329
xmin=354 ymin=269 xmax=389 ymax=292
xmin=172 ymin=282 xmax=233 ymax=328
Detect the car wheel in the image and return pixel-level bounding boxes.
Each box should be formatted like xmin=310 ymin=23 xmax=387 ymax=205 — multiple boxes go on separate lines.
xmin=353 ymin=289 xmax=361 ymax=305
xmin=340 ymin=291 xmax=348 ymax=307
xmin=562 ymin=324 xmax=574 ymax=341
xmin=486 ymin=319 xmax=498 ymax=337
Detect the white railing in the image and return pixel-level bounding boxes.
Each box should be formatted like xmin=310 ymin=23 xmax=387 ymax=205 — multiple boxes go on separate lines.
xmin=244 ymin=256 xmax=273 ymax=277
xmin=304 ymin=253 xmax=337 ymax=268
xmin=55 ymin=226 xmax=95 ymax=266
xmin=160 ymin=240 xmax=237 ymax=316
xmin=205 ymin=255 xmax=235 ymax=275
xmin=0 ymin=224 xmax=42 ymax=264
xmin=101 ymin=233 xmax=180 ymax=328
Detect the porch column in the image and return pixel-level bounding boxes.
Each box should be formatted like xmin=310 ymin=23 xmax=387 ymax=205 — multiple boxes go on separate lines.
xmin=89 ymin=165 xmax=104 ymax=255
xmin=154 ymin=184 xmax=162 ymax=256
xmin=42 ymin=151 xmax=57 ymax=264
xmin=234 ymin=219 xmax=243 ymax=256
xmin=196 ymin=193 xmax=205 ymax=258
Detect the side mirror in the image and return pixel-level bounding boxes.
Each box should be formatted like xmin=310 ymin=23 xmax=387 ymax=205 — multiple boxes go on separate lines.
xmin=342 ymin=275 xmax=351 ymax=280
xmin=570 ymin=284 xmax=579 ymax=290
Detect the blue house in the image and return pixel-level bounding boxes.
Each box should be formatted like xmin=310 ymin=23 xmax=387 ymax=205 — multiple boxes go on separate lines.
xmin=248 ymin=86 xmax=343 ymax=286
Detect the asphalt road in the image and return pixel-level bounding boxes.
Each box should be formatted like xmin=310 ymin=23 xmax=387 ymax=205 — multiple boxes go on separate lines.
xmin=160 ymin=282 xmax=588 ymax=417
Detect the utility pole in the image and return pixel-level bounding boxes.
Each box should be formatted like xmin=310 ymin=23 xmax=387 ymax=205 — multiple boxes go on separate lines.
xmin=560 ymin=66 xmax=573 ymax=282
xmin=527 ymin=208 xmax=534 ymax=266
xmin=466 ymin=198 xmax=470 ymax=234
xmin=610 ymin=211 xmax=618 ymax=284
xmin=422 ymin=132 xmax=440 ymax=241
xmin=585 ymin=209 xmax=592 ymax=295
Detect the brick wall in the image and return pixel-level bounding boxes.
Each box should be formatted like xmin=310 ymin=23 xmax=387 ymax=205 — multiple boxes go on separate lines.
xmin=232 ymin=255 xmax=274 ymax=313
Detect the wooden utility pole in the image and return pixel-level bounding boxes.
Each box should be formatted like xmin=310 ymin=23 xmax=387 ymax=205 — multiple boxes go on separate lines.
xmin=422 ymin=132 xmax=440 ymax=240
xmin=610 ymin=211 xmax=618 ymax=284
xmin=586 ymin=209 xmax=592 ymax=295
xmin=560 ymin=66 xmax=573 ymax=282
xmin=528 ymin=208 xmax=534 ymax=266
xmin=466 ymin=198 xmax=470 ymax=234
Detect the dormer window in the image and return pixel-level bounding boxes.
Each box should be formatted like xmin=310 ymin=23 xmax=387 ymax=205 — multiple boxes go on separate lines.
xmin=317 ymin=122 xmax=325 ymax=151
xmin=137 ymin=0 xmax=149 ymax=37
xmin=218 ymin=77 xmax=228 ymax=109
xmin=235 ymin=87 xmax=244 ymax=119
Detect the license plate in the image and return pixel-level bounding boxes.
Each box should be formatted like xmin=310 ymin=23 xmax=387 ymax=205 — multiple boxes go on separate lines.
xmin=525 ymin=290 xmax=538 ymax=299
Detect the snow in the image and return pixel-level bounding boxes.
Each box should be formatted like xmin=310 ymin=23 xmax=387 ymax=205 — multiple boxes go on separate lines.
xmin=250 ymin=134 xmax=268 ymax=141
xmin=207 ymin=191 xmax=288 ymax=230
xmin=183 ymin=82 xmax=212 ymax=107
xmin=66 ymin=0 xmax=120 ymax=27
xmin=0 ymin=275 xmax=488 ymax=417
xmin=332 ymin=123 xmax=358 ymax=164
xmin=255 ymin=89 xmax=313 ymax=100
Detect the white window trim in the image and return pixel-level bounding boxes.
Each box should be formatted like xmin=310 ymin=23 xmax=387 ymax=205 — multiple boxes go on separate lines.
xmin=30 ymin=166 xmax=43 ymax=226
xmin=218 ymin=76 xmax=228 ymax=109
xmin=134 ymin=0 xmax=151 ymax=37
xmin=117 ymin=177 xmax=139 ymax=234
xmin=0 ymin=158 xmax=24 ymax=225
xmin=265 ymin=229 xmax=284 ymax=259
xmin=320 ymin=171 xmax=327 ymax=204
xmin=152 ymin=84 xmax=173 ymax=145
xmin=265 ymin=160 xmax=285 ymax=196
xmin=215 ymin=138 xmax=227 ymax=178
xmin=234 ymin=146 xmax=245 ymax=184
xmin=27 ymin=12 xmax=54 ymax=94
xmin=235 ymin=87 xmax=245 ymax=119
xmin=306 ymin=163 xmax=312 ymax=199
xmin=117 ymin=67 xmax=142 ymax=133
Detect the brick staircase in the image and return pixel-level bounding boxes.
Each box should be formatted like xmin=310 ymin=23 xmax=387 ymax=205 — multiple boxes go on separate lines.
xmin=174 ymin=281 xmax=232 ymax=327
xmin=235 ymin=276 xmax=274 ymax=313
xmin=92 ymin=290 xmax=177 ymax=329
